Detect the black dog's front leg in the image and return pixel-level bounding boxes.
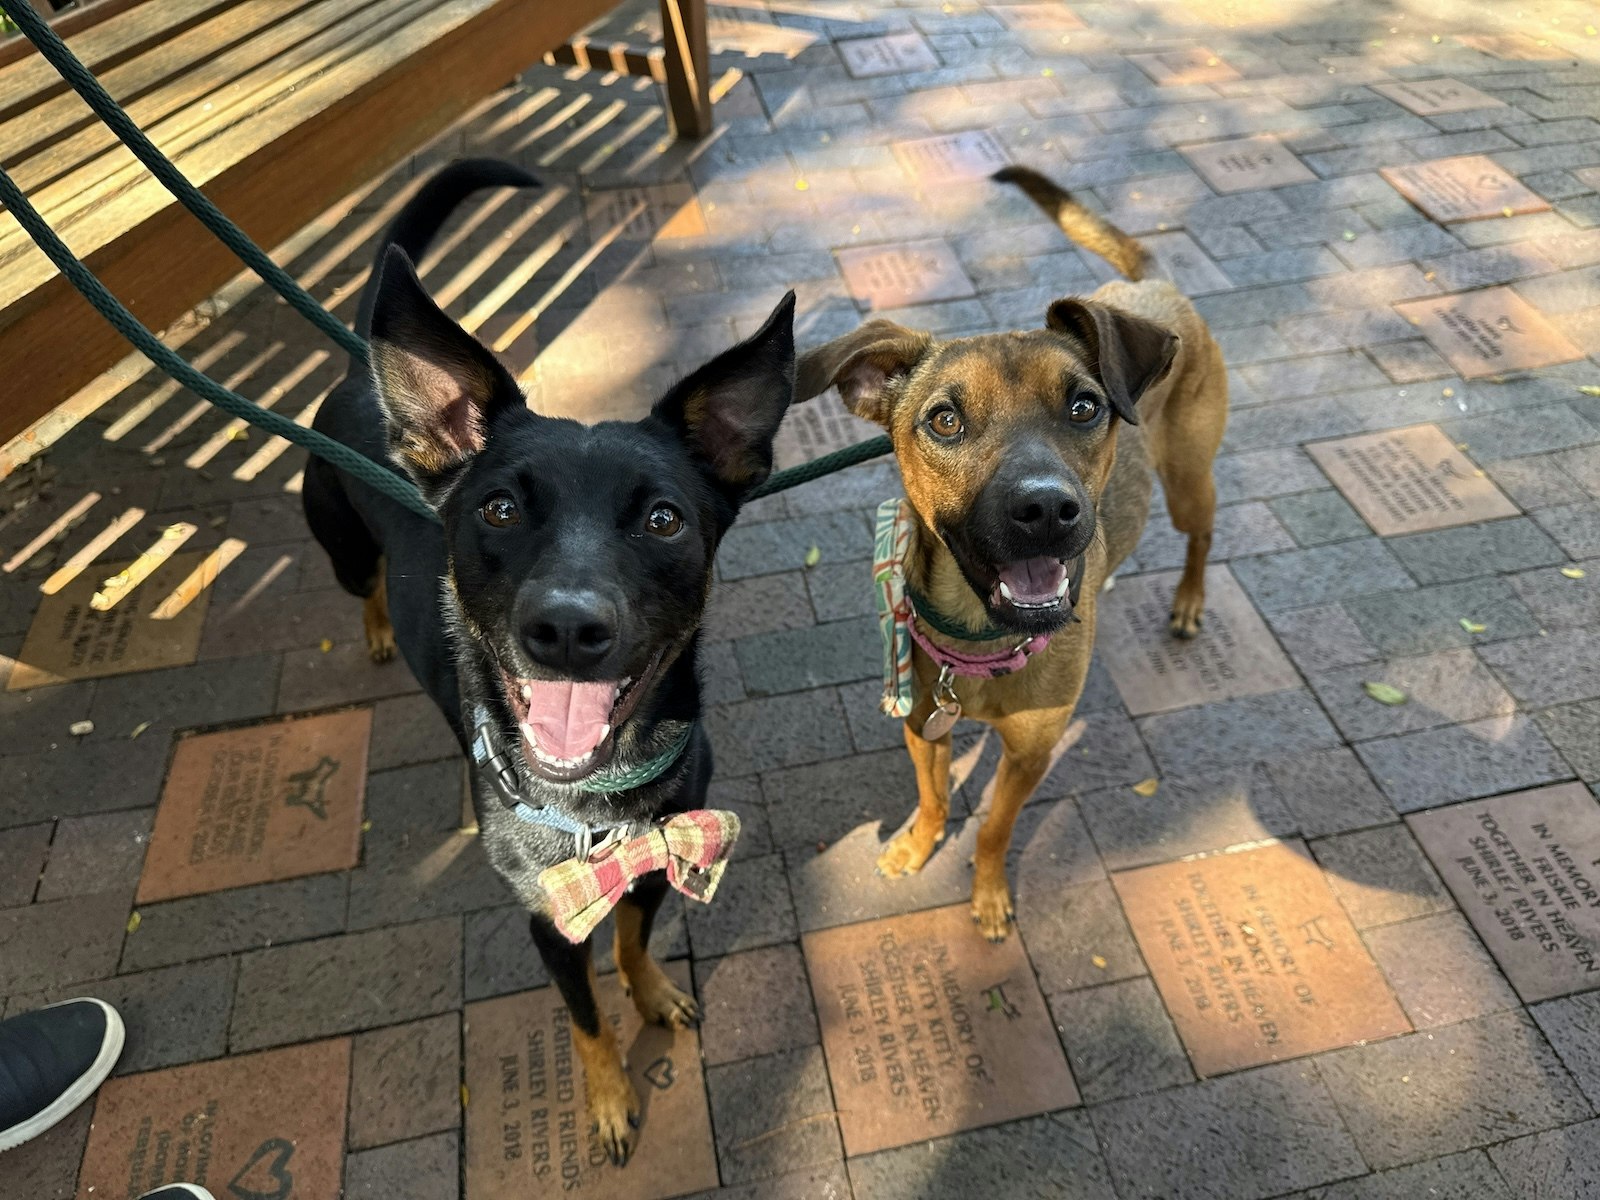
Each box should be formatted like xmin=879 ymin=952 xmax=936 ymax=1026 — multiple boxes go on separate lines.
xmin=529 ymin=913 xmax=640 ymax=1165
xmin=614 ymin=874 xmax=701 ymax=1029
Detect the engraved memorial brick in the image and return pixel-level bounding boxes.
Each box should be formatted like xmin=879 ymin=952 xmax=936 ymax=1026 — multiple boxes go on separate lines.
xmin=1307 ymin=424 xmax=1517 ymax=536
xmin=1381 ymin=155 xmax=1550 ymax=223
xmin=1182 ymin=135 xmax=1316 ymax=194
xmin=585 ymin=184 xmax=707 ymax=242
xmin=1373 ymin=77 xmax=1506 ymax=115
xmin=1395 ymin=287 xmax=1582 ymax=379
xmin=1097 ymin=565 xmax=1300 ymax=716
xmin=76 ymin=1040 xmax=350 ymax=1199
xmin=803 ymin=903 xmax=1079 ymax=1156
xmin=837 ymin=239 xmax=978 ymax=311
xmin=992 ymin=4 xmax=1086 ymax=31
xmin=1131 ymin=46 xmax=1241 ymax=86
xmin=1408 ymin=783 xmax=1600 ymax=1002
xmin=839 ymin=32 xmax=938 ymax=78
xmin=463 ymin=962 xmax=718 ymax=1200
xmin=138 ymin=709 xmax=371 ymax=902
xmin=1114 ymin=841 xmax=1411 ymax=1076
xmin=9 ymin=549 xmax=216 ymax=690
xmin=772 ymin=390 xmax=882 ymax=470
xmin=893 ymin=131 xmax=1009 ymax=184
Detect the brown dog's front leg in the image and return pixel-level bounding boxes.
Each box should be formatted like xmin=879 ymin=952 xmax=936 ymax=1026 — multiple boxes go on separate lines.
xmin=877 ymin=720 xmax=952 ymax=878
xmin=530 ymin=914 xmax=640 ymax=1165
xmin=972 ymin=741 xmax=1052 ymax=942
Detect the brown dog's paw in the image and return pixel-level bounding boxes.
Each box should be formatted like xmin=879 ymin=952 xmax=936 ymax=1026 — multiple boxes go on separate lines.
xmin=1169 ymin=590 xmax=1205 ymax=639
xmin=970 ymin=880 xmax=1015 ymax=943
xmin=588 ymin=1074 xmax=642 ymax=1167
xmin=624 ymin=959 xmax=701 ymax=1030
xmin=876 ymin=828 xmax=941 ymax=879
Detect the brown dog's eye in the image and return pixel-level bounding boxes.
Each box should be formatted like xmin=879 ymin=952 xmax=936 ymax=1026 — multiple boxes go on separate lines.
xmin=646 ymin=504 xmax=684 ymax=538
xmin=928 ymin=407 xmax=963 ymax=439
xmin=1069 ymin=394 xmax=1102 ymax=424
xmin=480 ymin=494 xmax=520 ymax=528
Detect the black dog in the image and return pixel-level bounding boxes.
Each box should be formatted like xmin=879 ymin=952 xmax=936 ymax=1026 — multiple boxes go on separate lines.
xmin=303 ymin=159 xmax=796 ymax=1164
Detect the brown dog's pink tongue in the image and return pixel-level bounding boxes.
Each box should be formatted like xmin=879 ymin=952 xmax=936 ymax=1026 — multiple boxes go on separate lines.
xmin=521 ymin=679 xmax=620 ymax=759
xmin=997 ymin=557 xmax=1066 ymax=604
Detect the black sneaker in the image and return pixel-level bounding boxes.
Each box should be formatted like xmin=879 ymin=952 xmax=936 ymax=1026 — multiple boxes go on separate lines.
xmin=0 ymin=998 xmax=124 ymax=1152
xmin=138 ymin=1187 xmax=217 ymax=1199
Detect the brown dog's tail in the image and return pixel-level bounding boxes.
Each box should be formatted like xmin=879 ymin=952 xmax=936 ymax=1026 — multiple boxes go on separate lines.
xmin=993 ymin=165 xmax=1150 ymax=281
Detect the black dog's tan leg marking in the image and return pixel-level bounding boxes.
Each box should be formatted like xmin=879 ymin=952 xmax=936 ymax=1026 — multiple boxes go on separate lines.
xmin=571 ymin=962 xmax=640 ymax=1164
xmin=362 ymin=564 xmax=397 ymax=662
xmin=615 ymin=878 xmax=700 ymax=1029
xmin=877 ymin=721 xmax=952 ymax=878
xmin=530 ymin=914 xmax=639 ymax=1165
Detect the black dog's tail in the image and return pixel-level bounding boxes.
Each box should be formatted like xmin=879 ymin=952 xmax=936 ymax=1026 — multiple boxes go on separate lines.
xmin=354 ymin=158 xmax=540 ymax=342
xmin=993 ymin=165 xmax=1150 ymax=281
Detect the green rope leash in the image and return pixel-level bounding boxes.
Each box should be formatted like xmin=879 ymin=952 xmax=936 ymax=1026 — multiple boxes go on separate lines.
xmin=0 ymin=165 xmax=439 ymax=521
xmin=0 ymin=0 xmax=366 ymax=360
xmin=750 ymin=433 xmax=892 ymax=499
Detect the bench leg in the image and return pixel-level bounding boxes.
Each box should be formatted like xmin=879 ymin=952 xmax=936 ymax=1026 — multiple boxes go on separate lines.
xmin=659 ymin=0 xmax=711 ymax=139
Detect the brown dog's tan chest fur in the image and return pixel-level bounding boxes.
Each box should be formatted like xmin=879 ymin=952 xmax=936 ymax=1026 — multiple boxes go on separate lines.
xmin=797 ymin=170 xmax=1229 ymax=940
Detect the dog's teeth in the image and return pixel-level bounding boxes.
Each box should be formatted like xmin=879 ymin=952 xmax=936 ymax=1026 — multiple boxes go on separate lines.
xmin=1056 ymin=574 xmax=1071 ymax=598
xmin=998 ymin=581 xmax=1015 ymax=602
xmin=520 ymin=685 xmax=532 ymax=701
xmin=598 ymin=724 xmax=611 ymax=742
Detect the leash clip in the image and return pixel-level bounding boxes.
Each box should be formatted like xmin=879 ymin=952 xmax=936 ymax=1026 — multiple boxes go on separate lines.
xmin=471 ymin=716 xmax=524 ymax=812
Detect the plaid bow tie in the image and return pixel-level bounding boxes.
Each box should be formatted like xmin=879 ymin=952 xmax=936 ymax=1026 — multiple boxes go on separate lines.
xmin=538 ymin=809 xmax=741 ymax=943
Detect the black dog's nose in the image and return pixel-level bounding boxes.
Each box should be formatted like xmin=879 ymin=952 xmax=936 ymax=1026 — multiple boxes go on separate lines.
xmin=1007 ymin=478 xmax=1081 ymax=540
xmin=521 ymin=590 xmax=616 ymax=672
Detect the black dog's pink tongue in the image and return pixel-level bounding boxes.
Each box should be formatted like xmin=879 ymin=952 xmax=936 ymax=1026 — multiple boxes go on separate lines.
xmin=521 ymin=679 xmax=620 ymax=760
xmin=997 ymin=557 xmax=1066 ymax=604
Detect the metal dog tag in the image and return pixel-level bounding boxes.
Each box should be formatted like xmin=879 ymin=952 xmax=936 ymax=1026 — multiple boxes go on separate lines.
xmin=921 ymin=666 xmax=961 ymax=740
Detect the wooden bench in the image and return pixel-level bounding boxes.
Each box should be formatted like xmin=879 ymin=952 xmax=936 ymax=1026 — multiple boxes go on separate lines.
xmin=0 ymin=0 xmax=710 ymax=446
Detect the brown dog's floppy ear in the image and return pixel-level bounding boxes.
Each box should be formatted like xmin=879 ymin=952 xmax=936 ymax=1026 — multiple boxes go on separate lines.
xmin=369 ymin=245 xmax=521 ymax=497
xmin=1046 ymin=299 xmax=1178 ymax=426
xmin=795 ymin=319 xmax=932 ymax=427
xmin=653 ymin=290 xmax=797 ymax=497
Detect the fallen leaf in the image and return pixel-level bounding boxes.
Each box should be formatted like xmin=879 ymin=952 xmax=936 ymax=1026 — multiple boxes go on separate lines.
xmin=228 ymin=427 xmax=249 ymax=442
xmin=794 ymin=178 xmax=809 ymax=191
xmin=1459 ymin=618 xmax=1486 ymax=633
xmin=1342 ymin=230 xmax=1358 ymax=241
xmin=319 ymin=638 xmax=334 ymax=653
xmin=1441 ymin=387 xmax=1454 ymax=398
xmin=461 ymin=1085 xmax=470 ymax=1108
xmin=1363 ymin=681 xmax=1408 ymax=705
xmin=1041 ymin=67 xmax=1055 ymax=76
xmin=126 ymin=911 xmax=142 ymax=935
xmin=128 ymin=721 xmax=151 ymax=740
xmin=361 ymin=820 xmax=373 ymax=833
xmin=1561 ymin=566 xmax=1586 ymax=579
xmin=804 ymin=545 xmax=822 ymax=568
xmin=1132 ymin=777 xmax=1160 ymax=796
xmin=1091 ymin=955 xmax=1108 ymax=969
xmin=1578 ymin=386 xmax=1600 ymax=397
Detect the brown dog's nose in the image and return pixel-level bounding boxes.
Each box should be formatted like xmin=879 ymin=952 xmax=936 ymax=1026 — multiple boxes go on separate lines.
xmin=1008 ymin=478 xmax=1081 ymax=540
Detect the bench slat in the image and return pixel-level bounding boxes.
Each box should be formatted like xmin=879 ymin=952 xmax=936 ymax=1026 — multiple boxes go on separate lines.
xmin=0 ymin=0 xmax=236 ymax=120
xmin=0 ymin=0 xmax=627 ymax=445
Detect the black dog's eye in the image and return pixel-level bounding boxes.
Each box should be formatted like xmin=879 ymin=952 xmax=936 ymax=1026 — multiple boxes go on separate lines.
xmin=1068 ymin=393 xmax=1102 ymax=424
xmin=928 ymin=406 xmax=964 ymax=439
xmin=646 ymin=504 xmax=684 ymax=538
xmin=480 ymin=493 xmax=520 ymax=528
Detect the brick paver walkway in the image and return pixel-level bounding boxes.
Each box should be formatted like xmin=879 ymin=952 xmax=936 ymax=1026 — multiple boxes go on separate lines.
xmin=3 ymin=0 xmax=1600 ymax=1197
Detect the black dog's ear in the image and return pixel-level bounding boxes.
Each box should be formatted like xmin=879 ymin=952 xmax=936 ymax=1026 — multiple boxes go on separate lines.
xmin=654 ymin=290 xmax=797 ymax=496
xmin=369 ymin=246 xmax=520 ymax=494
xmin=795 ymin=319 xmax=933 ymax=427
xmin=1045 ymin=298 xmax=1178 ymax=426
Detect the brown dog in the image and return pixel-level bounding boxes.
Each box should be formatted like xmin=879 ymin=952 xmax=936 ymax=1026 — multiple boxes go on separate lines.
xmin=795 ymin=167 xmax=1229 ymax=940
